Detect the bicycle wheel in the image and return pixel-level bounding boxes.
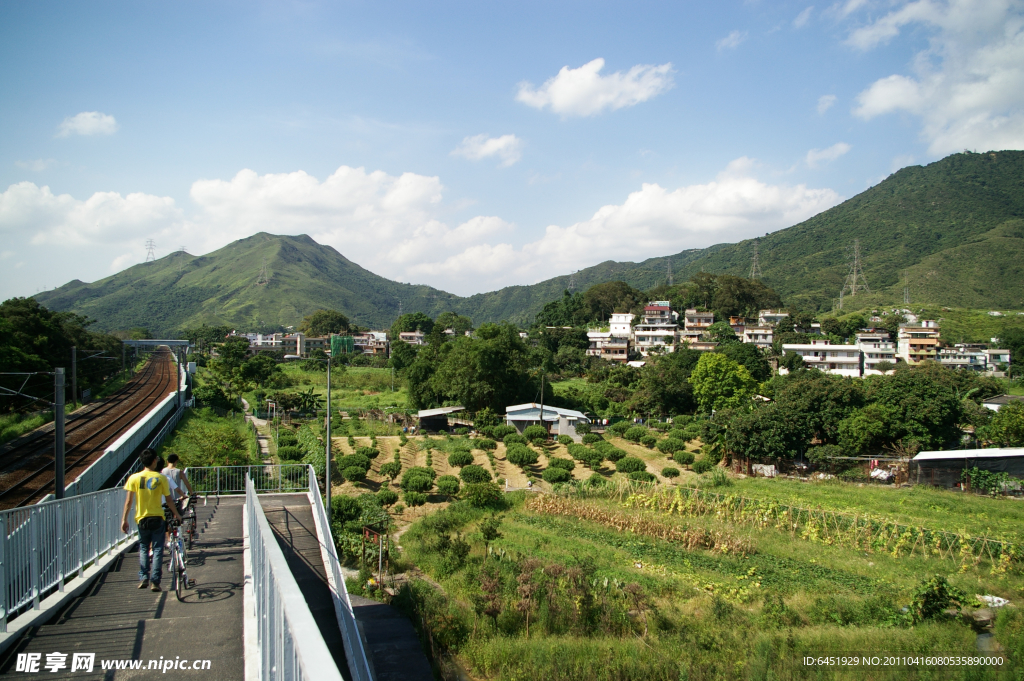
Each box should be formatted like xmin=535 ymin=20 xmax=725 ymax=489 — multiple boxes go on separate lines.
xmin=175 ymin=543 xmax=186 ymax=601
xmin=170 ymin=549 xmax=179 ymax=596
xmin=187 ymin=510 xmax=196 ymax=550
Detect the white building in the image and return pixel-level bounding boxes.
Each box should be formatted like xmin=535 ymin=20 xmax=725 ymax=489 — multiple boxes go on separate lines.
xmin=758 ymin=309 xmax=789 ymax=326
xmin=781 ymin=339 xmax=862 ymax=377
xmin=897 ymin=320 xmax=940 ymax=365
xmin=633 ymin=303 xmax=678 ymax=356
xmin=741 ymin=326 xmax=773 ymax=350
xmin=586 ymin=312 xmax=633 ymax=363
xmin=855 ymin=332 xmax=896 ymax=374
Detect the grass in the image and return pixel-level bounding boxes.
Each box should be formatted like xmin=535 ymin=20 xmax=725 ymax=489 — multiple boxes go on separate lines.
xmin=267 ymin=364 xmax=410 ymax=411
xmin=158 ymin=407 xmax=259 ymax=468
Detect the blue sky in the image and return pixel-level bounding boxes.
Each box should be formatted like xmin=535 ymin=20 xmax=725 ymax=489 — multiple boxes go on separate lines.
xmin=2 ymin=0 xmax=1022 ymax=298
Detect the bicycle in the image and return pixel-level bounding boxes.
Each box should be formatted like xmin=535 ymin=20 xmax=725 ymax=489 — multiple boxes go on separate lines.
xmin=181 ymin=494 xmax=200 ymax=550
xmin=164 ymin=509 xmax=195 ymax=601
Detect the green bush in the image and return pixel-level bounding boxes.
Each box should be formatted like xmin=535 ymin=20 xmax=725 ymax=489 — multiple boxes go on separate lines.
xmin=909 ymin=575 xmax=967 ymax=623
xmin=277 ymin=432 xmax=298 ymax=447
xmin=656 ymin=438 xmax=687 ymax=454
xmin=355 ymin=446 xmax=377 ymax=459
xmin=460 ymin=464 xmax=491 ymax=483
xmin=376 ymin=489 xmax=399 ymax=507
xmin=548 ymin=457 xmax=575 ymax=471
xmin=624 ymin=426 xmax=648 ymax=442
xmin=523 ymin=424 xmax=548 ymax=441
xmin=343 ymin=466 xmax=366 ymax=483
xmin=661 ymin=467 xmax=680 ymax=478
xmin=573 ymin=422 xmax=591 ymax=435
xmin=673 ymin=451 xmax=695 ymax=466
xmin=338 ymin=453 xmax=371 ymax=473
xmin=503 ymin=433 xmax=528 ymax=446
xmin=542 ymin=467 xmax=571 ymax=483
xmin=640 ymin=434 xmax=658 ymax=448
xmin=692 ymin=458 xmax=714 ymax=474
xmin=506 ymin=444 xmax=538 ymax=468
xmin=465 ymin=481 xmax=503 ymax=508
xmin=400 ymin=466 xmax=436 ymax=492
xmin=491 ymin=424 xmax=517 ymax=439
xmin=557 ymin=434 xmax=573 ymax=445
xmin=601 ymin=446 xmax=627 ymax=463
xmin=436 ymin=475 xmax=461 ymax=497
xmin=629 ymin=471 xmax=656 ymax=482
xmin=277 ymin=445 xmax=302 ymax=461
xmin=616 ymin=456 xmax=646 ymax=474
xmin=567 ymin=443 xmax=591 ymax=460
xmin=475 ymin=438 xmax=497 ymax=451
xmin=608 ymin=420 xmax=632 ymax=435
xmin=403 ymin=491 xmax=428 ymax=506
xmin=454 ymin=427 xmax=469 ymax=436
xmin=379 ymin=461 xmax=402 ymax=482
xmin=581 ymin=433 xmax=601 ymax=444
xmin=447 ymin=450 xmax=474 ymax=467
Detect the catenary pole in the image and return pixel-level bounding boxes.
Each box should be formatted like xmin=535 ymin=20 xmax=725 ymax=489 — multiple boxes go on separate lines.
xmin=54 ymin=368 xmax=66 ymax=499
xmin=325 ymin=359 xmax=332 ymax=522
xmin=71 ymin=347 xmax=77 ymax=409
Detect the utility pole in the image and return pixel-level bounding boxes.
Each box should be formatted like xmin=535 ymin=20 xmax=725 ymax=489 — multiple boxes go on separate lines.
xmin=71 ymin=347 xmax=77 ymax=409
xmin=538 ymin=372 xmax=545 ymax=436
xmin=54 ymin=368 xmax=66 ymax=499
xmin=121 ymin=344 xmax=126 ymax=381
xmin=175 ymin=348 xmax=181 ymax=409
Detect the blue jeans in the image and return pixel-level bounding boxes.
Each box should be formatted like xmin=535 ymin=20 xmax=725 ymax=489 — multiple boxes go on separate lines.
xmin=137 ymin=518 xmax=166 ymax=584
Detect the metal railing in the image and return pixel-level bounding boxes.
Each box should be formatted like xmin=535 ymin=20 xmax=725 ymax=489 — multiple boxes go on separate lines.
xmin=185 ymin=465 xmax=309 ymax=496
xmin=1 ymin=486 xmax=136 ymax=632
xmin=305 ymin=466 xmax=374 ymax=681
xmin=246 ymin=476 xmax=344 ymax=681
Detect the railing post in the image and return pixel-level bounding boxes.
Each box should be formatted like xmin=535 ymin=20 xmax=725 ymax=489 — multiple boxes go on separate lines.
xmin=0 ymin=514 xmax=7 ymax=633
xmin=77 ymin=498 xmax=85 ymax=579
xmin=56 ymin=504 xmax=65 ymax=592
xmin=30 ymin=508 xmax=40 ymax=610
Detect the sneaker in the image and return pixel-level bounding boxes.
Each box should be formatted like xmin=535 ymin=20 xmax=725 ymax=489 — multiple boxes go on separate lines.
xmin=150 ymin=581 xmax=162 ymax=592
xmin=138 ymin=579 xmax=149 ymax=589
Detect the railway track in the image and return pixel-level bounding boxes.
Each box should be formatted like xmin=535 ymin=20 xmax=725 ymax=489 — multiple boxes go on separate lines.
xmin=0 ymin=349 xmax=177 ymax=509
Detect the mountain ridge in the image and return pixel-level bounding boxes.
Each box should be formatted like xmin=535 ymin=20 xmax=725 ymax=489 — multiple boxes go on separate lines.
xmin=34 ymin=150 xmax=1024 ymax=333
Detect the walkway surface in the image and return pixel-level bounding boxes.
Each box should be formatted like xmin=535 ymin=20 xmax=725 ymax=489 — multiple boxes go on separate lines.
xmin=349 ymin=595 xmax=434 ymax=681
xmin=0 ymin=496 xmax=245 ymax=680
xmin=258 ymin=494 xmax=350 ymax=679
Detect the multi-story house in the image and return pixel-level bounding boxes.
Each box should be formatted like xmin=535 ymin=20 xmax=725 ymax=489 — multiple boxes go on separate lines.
xmin=758 ymin=309 xmax=789 ymax=327
xmin=741 ymin=326 xmax=773 ymax=350
xmin=586 ymin=313 xmax=633 ymax=363
xmin=781 ymin=338 xmax=862 ymax=377
xmin=353 ymin=332 xmax=389 ymax=356
xmin=398 ymin=330 xmax=426 ymax=345
xmin=680 ymin=309 xmax=715 ymax=349
xmin=633 ymin=303 xmax=678 ymax=356
xmin=938 ymin=345 xmax=1012 ymax=373
xmin=897 ymin=321 xmax=941 ymax=365
xmin=856 ymin=332 xmax=896 ymax=374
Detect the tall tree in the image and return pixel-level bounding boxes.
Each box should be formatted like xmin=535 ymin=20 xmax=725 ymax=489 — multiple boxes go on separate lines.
xmin=390 ymin=312 xmax=435 ymax=340
xmin=688 ymin=353 xmax=756 ymax=413
xmin=298 ymin=309 xmax=350 ymax=337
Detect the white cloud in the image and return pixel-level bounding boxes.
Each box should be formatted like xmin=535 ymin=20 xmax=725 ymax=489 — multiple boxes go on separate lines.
xmin=450 ymin=134 xmax=523 ymax=167
xmin=817 ymin=94 xmax=837 ymax=114
xmin=56 ymin=112 xmax=119 ymax=138
xmin=0 ymin=182 xmax=181 ymax=246
xmin=16 ymin=159 xmax=58 ymax=172
xmin=0 ymin=250 xmax=13 ymax=260
xmin=851 ymin=0 xmax=1024 ymax=155
xmin=891 ymin=154 xmax=917 ymax=170
xmin=0 ymin=160 xmax=842 ymax=296
xmin=716 ymin=30 xmax=749 ymax=50
xmin=806 ymin=142 xmax=852 ymax=167
xmin=795 ymin=6 xmax=815 ymax=27
xmin=516 ymin=58 xmax=674 ymax=117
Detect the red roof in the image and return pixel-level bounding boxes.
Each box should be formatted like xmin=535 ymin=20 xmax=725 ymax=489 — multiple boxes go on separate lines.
xmin=644 ymin=305 xmax=670 ymax=311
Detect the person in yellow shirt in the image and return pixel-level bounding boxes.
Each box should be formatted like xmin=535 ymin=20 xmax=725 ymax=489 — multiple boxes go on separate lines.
xmin=121 ymin=449 xmax=182 ymax=591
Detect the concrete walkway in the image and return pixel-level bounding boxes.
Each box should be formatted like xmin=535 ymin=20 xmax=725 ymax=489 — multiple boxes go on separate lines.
xmin=258 ymin=494 xmax=349 ymax=679
xmin=0 ymin=496 xmax=245 ymax=680
xmin=349 ymin=595 xmax=434 ymax=681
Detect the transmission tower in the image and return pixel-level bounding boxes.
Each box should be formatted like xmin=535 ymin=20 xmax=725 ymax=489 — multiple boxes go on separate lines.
xmin=568 ymin=271 xmax=577 ymax=291
xmin=666 ymin=259 xmax=674 ymax=287
xmin=144 ymin=239 xmax=156 ymax=263
xmin=838 ymin=239 xmax=869 ymax=309
xmin=177 ymin=245 xmax=186 ymax=272
xmin=903 ymin=270 xmax=910 ymax=305
xmin=255 ymin=258 xmax=270 ymax=286
xmin=749 ymin=241 xmax=763 ymax=281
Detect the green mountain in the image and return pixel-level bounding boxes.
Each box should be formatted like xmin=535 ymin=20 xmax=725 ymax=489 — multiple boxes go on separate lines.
xmin=35 ymin=150 xmax=1024 ymax=333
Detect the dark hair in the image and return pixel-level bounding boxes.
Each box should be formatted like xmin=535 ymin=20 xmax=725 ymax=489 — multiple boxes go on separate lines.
xmin=140 ymin=449 xmax=158 ymax=469
xmin=166 ymin=453 xmax=179 ymax=464
xmin=156 ymin=456 xmax=165 ymax=470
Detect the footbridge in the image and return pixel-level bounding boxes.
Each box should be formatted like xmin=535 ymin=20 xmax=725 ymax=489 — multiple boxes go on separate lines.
xmin=0 ymin=465 xmax=431 ymax=681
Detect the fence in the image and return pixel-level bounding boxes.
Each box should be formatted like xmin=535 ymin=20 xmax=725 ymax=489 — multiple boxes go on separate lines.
xmin=1 ymin=486 xmax=136 ymax=633
xmin=246 ymin=476 xmax=343 ymax=681
xmin=185 ymin=465 xmax=310 ymax=496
